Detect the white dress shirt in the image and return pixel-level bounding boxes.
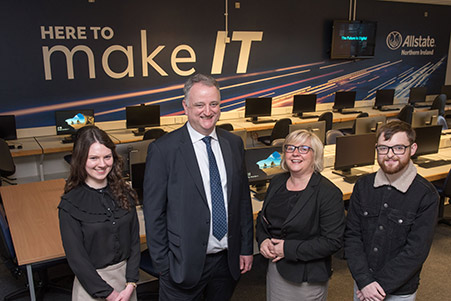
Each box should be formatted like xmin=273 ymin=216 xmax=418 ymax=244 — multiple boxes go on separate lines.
xmin=186 ymin=122 xmax=229 ymax=253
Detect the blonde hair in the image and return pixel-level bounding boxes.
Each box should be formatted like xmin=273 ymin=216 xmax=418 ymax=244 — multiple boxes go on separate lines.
xmin=281 ymin=129 xmax=324 ymax=172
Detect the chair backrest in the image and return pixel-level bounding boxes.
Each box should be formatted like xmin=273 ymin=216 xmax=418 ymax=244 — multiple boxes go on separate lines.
xmin=430 ymin=94 xmax=446 ymax=116
xmin=217 ymin=123 xmax=234 ymax=131
xmin=143 ymin=128 xmax=167 ymax=141
xmin=326 ymin=129 xmax=344 ymax=145
xmin=442 ymin=168 xmax=451 ymax=198
xmin=437 ymin=115 xmax=448 ymax=131
xmin=318 ymin=112 xmax=333 ymax=132
xmin=271 ymin=138 xmax=285 ymax=146
xmin=0 ymin=204 xmax=16 ymax=261
xmin=269 ymin=118 xmax=292 ymax=142
xmin=231 ymin=129 xmax=247 ymax=147
xmin=397 ymin=104 xmax=414 ymax=124
xmin=0 ymin=138 xmax=15 ymax=178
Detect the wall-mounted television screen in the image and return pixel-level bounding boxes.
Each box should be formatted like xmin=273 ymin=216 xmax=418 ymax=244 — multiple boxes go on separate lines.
xmin=331 ymin=20 xmax=377 ymax=59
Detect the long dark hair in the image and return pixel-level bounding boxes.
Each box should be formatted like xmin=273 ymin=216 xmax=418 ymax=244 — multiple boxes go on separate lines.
xmin=64 ymin=126 xmax=138 ymax=209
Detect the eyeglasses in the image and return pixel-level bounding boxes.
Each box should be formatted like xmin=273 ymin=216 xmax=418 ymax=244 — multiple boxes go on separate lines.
xmin=375 ymin=144 xmax=411 ymax=155
xmin=284 ymin=144 xmax=312 ymax=154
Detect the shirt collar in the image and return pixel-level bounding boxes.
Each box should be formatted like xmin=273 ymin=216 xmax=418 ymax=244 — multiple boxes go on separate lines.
xmin=186 ymin=121 xmax=218 ymax=143
xmin=373 ymin=160 xmax=417 ymax=193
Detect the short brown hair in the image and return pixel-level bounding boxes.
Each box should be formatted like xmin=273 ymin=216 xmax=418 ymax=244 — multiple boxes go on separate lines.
xmin=376 ymin=120 xmax=416 ymax=144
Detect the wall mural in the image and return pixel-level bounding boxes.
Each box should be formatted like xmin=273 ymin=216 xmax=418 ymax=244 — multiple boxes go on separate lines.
xmin=1 ymin=0 xmax=449 ymax=129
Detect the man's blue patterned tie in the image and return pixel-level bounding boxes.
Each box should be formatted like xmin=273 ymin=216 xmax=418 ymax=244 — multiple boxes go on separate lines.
xmin=202 ymin=136 xmax=227 ymax=240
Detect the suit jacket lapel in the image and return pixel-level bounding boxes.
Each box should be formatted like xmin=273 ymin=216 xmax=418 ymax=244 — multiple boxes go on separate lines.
xmin=283 ymin=172 xmax=321 ymax=226
xmin=178 ymin=125 xmax=208 ymax=204
xmin=217 ymin=131 xmax=233 ymax=204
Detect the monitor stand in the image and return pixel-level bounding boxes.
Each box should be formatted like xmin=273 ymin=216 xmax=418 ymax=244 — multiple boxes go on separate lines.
xmin=61 ymin=134 xmax=76 ymax=144
xmin=332 ymin=168 xmax=369 ymax=183
xmin=247 ymin=116 xmax=274 ymax=124
xmin=132 ymin=127 xmax=146 ymax=136
xmin=337 ymin=108 xmax=361 ymax=114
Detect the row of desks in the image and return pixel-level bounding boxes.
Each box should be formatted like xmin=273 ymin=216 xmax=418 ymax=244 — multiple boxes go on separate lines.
xmin=2 ymin=145 xmax=451 ymax=300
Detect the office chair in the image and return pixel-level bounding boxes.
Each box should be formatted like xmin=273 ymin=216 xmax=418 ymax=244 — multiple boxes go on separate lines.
xmin=143 ymin=128 xmax=167 ymax=141
xmin=325 ymin=129 xmax=344 ymax=145
xmin=318 ymin=112 xmax=333 ymax=132
xmin=340 ymin=112 xmax=369 ymax=135
xmin=437 ymin=115 xmax=448 ymax=130
xmin=137 ymin=249 xmax=159 ymax=300
xmin=217 ymin=123 xmax=234 ymax=131
xmin=257 ymin=118 xmax=292 ymax=146
xmin=396 ymin=104 xmax=414 ymax=125
xmin=430 ymin=94 xmax=446 ymax=117
xmin=0 ymin=138 xmax=16 ymax=186
xmin=271 ymin=138 xmax=285 ymax=146
xmin=0 ymin=204 xmax=71 ymax=300
xmin=63 ymin=126 xmax=93 ymax=164
xmin=435 ymin=168 xmax=451 ymax=226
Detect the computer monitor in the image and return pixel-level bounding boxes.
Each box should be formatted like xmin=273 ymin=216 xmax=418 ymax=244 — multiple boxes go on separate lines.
xmin=333 ymin=133 xmax=377 ymax=177
xmin=55 ymin=109 xmax=95 ymax=142
xmin=355 ymin=115 xmax=386 ymax=135
xmin=292 ymin=94 xmax=318 ymax=118
xmin=245 ymin=145 xmax=284 ymax=188
xmin=333 ymin=91 xmax=357 ymax=112
xmin=411 ymin=109 xmax=438 ymax=128
xmin=374 ymin=89 xmax=395 ymax=108
xmin=0 ymin=115 xmax=17 ymax=140
xmin=126 ymin=104 xmax=161 ymax=136
xmin=413 ymin=125 xmax=442 ymax=159
xmin=245 ymin=97 xmax=272 ymax=122
xmin=408 ymin=87 xmax=427 ymax=104
xmin=441 ymin=85 xmax=451 ymax=101
xmin=289 ymin=121 xmax=326 ymax=145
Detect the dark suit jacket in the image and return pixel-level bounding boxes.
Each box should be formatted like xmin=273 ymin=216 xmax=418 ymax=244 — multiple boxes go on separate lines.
xmin=143 ymin=124 xmax=253 ymax=289
xmin=256 ymin=172 xmax=345 ymax=283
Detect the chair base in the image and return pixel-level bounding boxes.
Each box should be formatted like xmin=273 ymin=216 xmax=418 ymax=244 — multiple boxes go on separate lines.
xmin=438 ymin=218 xmax=451 ymax=226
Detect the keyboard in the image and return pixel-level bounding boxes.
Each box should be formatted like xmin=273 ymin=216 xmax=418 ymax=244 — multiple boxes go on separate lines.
xmin=340 ymin=110 xmax=361 ymax=115
xmin=251 ymin=119 xmax=275 ymax=124
xmin=417 ymin=159 xmax=451 ymax=169
xmin=413 ymin=102 xmax=431 ymax=108
xmin=343 ymin=174 xmax=364 ymax=184
xmin=379 ymin=106 xmax=399 ymax=111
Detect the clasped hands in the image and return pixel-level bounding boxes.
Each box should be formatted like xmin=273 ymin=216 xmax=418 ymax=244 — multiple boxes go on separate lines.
xmin=260 ymin=238 xmax=285 ymax=262
xmin=356 ymin=281 xmax=386 ymax=301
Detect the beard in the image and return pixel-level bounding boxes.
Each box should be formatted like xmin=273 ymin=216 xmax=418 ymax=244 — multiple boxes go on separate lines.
xmin=378 ymin=155 xmax=411 ymax=175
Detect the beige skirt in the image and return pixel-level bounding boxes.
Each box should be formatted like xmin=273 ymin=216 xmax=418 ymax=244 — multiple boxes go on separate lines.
xmin=72 ymin=260 xmax=137 ymax=301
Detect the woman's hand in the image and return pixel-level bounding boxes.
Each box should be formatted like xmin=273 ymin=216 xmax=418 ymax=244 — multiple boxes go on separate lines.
xmin=260 ymin=238 xmax=276 ymax=260
xmin=270 ymin=238 xmax=285 ymax=262
xmin=106 ymin=290 xmax=120 ymax=301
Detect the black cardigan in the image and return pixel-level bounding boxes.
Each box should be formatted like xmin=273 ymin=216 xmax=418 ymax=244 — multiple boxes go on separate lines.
xmin=256 ymin=172 xmax=345 ymax=283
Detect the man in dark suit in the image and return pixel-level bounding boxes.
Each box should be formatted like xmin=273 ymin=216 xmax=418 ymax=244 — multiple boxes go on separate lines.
xmin=143 ymin=74 xmax=254 ymax=300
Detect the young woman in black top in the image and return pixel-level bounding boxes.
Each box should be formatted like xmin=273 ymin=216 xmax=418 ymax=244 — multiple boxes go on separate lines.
xmin=58 ymin=126 xmax=140 ymax=301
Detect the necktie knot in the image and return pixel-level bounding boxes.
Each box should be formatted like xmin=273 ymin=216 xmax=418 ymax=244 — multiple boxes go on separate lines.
xmin=202 ymin=136 xmax=212 ymax=146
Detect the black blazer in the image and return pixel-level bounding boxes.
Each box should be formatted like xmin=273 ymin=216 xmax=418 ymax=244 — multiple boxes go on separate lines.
xmin=256 ymin=172 xmax=345 ymax=283
xmin=143 ymin=124 xmax=253 ymax=289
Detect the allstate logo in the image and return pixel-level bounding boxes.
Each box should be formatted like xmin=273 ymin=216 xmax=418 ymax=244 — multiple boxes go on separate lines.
xmin=386 ymin=31 xmax=402 ymax=50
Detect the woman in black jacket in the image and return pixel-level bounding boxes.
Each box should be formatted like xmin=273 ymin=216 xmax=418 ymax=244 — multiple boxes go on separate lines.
xmin=58 ymin=126 xmax=140 ymax=301
xmin=256 ymin=129 xmax=345 ymax=301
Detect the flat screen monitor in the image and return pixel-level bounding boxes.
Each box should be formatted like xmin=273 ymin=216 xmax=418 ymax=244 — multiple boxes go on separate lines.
xmin=408 ymin=87 xmax=427 ymax=104
xmin=245 ymin=145 xmax=284 ymax=186
xmin=374 ymin=89 xmax=395 ymax=108
xmin=55 ymin=109 xmax=95 ymax=139
xmin=289 ymin=121 xmax=326 ymax=145
xmin=331 ymin=20 xmax=377 ymax=59
xmin=441 ymin=85 xmax=451 ymax=101
xmin=0 ymin=115 xmax=17 ymax=140
xmin=334 ymin=133 xmax=377 ymax=176
xmin=126 ymin=104 xmax=160 ymax=136
xmin=333 ymin=91 xmax=356 ymax=111
xmin=292 ymin=94 xmax=317 ymax=118
xmin=411 ymin=109 xmax=438 ymax=128
xmin=245 ymin=97 xmax=272 ymax=122
xmin=355 ymin=115 xmax=386 ymax=135
xmin=413 ymin=125 xmax=442 ymax=158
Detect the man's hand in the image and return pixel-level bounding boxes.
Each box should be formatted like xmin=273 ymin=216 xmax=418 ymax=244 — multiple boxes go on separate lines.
xmin=358 ymin=281 xmax=386 ymax=301
xmin=113 ymin=284 xmax=135 ymax=301
xmin=240 ymin=255 xmax=253 ymax=274
xmin=271 ymin=238 xmax=285 ymax=262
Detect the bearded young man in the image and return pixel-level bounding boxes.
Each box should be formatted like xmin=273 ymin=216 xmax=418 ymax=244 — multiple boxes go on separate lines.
xmin=344 ymin=120 xmax=439 ymax=301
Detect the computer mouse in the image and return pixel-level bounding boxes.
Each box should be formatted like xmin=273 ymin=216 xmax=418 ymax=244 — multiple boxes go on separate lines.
xmin=17 ymin=144 xmax=23 ymax=149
